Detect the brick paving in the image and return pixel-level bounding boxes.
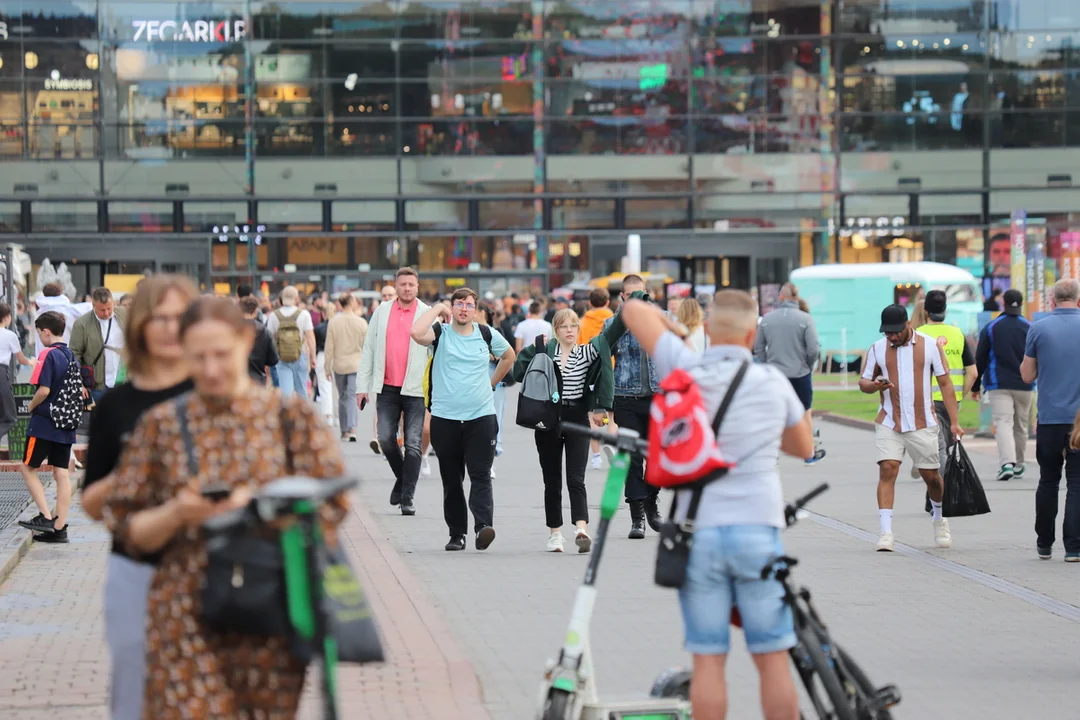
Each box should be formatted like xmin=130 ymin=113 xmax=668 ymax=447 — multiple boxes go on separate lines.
xmin=1 ymin=396 xmax=1078 ymax=719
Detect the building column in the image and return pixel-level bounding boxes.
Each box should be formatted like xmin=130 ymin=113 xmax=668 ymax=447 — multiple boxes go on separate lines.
xmin=531 ymin=0 xmax=547 ymax=270
xmin=817 ymin=0 xmax=839 ymax=266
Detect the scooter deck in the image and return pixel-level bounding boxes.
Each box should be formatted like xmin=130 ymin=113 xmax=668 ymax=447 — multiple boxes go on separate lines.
xmin=579 ymin=698 xmax=690 ymax=720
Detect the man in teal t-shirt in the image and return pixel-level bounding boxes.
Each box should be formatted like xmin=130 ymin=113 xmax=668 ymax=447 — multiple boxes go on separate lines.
xmin=411 ymin=288 xmax=515 ymax=552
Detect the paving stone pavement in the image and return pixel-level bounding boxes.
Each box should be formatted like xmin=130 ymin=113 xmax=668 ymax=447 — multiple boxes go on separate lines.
xmin=1 ymin=393 xmax=1078 ymax=719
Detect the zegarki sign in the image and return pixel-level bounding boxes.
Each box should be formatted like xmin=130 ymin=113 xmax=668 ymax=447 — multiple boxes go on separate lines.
xmin=132 ymin=19 xmax=246 ymax=43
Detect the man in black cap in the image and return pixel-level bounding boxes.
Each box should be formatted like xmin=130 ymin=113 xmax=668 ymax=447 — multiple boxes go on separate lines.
xmin=915 ymin=289 xmax=977 ymax=477
xmin=860 ymin=304 xmax=963 ymax=552
xmin=972 ymin=288 xmax=1033 ymax=481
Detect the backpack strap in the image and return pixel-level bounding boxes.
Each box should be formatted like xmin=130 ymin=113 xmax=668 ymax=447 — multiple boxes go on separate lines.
xmin=173 ymin=394 xmax=199 ymax=478
xmin=680 ymin=360 xmax=751 ymax=526
xmin=710 ymin=360 xmax=750 ymax=436
xmin=478 ymin=323 xmax=493 ymax=356
xmin=534 ymin=334 xmax=545 ymax=354
xmin=430 ymin=322 xmax=442 ymax=353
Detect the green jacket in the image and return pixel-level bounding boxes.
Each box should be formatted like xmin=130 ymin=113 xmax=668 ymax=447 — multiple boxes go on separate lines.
xmin=511 ymin=307 xmax=628 ymax=412
xmin=69 ymin=308 xmax=126 ymax=390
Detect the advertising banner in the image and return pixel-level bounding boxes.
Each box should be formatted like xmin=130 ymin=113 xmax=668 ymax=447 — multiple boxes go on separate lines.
xmin=1026 ymin=228 xmax=1046 ymax=317
xmin=1061 ymin=232 xmax=1080 ymax=282
xmin=1010 ymin=209 xmax=1027 ymax=311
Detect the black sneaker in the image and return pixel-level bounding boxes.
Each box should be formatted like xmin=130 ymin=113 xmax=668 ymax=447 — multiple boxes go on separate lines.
xmin=445 ymin=535 xmax=466 ymax=551
xmin=370 ymin=439 xmax=381 ymax=454
xmin=18 ymin=513 xmax=56 ymax=534
xmin=34 ymin=525 xmax=68 ymax=544
xmin=475 ymin=526 xmax=496 ymax=551
xmin=389 ymin=489 xmax=402 ymax=506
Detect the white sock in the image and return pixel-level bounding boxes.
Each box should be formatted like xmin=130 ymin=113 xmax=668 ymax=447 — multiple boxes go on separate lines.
xmin=879 ymin=509 xmax=893 ymax=535
xmin=931 ymin=500 xmax=943 ymax=522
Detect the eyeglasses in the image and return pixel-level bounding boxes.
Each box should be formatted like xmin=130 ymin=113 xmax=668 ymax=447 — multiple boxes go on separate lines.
xmin=453 ymin=302 xmax=476 ymax=311
xmin=148 ymin=313 xmax=183 ymax=327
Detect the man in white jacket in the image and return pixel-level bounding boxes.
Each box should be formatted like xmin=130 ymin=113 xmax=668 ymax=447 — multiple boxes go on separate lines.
xmin=357 ymin=267 xmax=430 ymax=515
xmin=33 ymin=283 xmax=91 ymax=357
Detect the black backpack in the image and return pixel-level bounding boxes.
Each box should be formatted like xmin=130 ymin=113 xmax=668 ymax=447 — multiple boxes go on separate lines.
xmin=515 ymin=336 xmax=561 ymax=432
xmin=48 ymin=346 xmax=84 ymax=431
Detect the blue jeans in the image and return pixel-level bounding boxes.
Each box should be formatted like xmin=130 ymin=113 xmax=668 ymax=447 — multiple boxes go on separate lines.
xmin=377 ymin=386 xmax=426 ymax=504
xmin=277 ymin=355 xmax=309 ymax=398
xmin=679 ymin=525 xmax=795 ymax=656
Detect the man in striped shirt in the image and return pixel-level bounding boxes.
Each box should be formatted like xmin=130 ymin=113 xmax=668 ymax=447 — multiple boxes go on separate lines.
xmin=860 ymin=304 xmax=963 ymax=552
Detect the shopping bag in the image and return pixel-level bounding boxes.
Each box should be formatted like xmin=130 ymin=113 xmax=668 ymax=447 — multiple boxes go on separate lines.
xmin=321 ymin=545 xmax=385 ymax=664
xmin=942 ymin=441 xmax=991 ymax=517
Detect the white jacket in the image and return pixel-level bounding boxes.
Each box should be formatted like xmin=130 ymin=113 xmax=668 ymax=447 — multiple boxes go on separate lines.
xmin=357 ymin=299 xmax=431 ymax=398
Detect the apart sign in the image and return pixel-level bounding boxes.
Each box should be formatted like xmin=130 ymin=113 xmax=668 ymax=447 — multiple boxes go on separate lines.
xmin=132 ymin=19 xmax=246 ymax=43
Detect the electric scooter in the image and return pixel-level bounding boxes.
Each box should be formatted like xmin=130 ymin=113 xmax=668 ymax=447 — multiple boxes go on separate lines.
xmin=203 ymin=475 xmax=360 ymax=720
xmin=536 ymin=423 xmax=692 ymax=720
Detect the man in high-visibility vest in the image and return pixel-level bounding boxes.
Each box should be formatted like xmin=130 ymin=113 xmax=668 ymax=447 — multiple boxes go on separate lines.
xmin=917 ymin=290 xmax=977 ymax=476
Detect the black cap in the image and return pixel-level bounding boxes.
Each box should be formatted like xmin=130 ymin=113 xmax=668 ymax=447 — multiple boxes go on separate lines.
xmin=924 ymin=289 xmax=947 ymax=320
xmin=1003 ymin=289 xmax=1024 ymax=315
xmin=555 ymin=296 xmax=570 ymax=304
xmin=879 ymin=304 xmax=909 ymax=333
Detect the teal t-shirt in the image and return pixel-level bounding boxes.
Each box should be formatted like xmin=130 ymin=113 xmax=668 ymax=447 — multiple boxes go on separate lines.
xmin=430 ymin=323 xmax=510 ymax=421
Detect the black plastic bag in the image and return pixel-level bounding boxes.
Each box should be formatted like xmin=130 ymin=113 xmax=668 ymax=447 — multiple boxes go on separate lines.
xmin=321 ymin=545 xmax=385 ymax=664
xmin=942 ymin=441 xmax=991 ymax=517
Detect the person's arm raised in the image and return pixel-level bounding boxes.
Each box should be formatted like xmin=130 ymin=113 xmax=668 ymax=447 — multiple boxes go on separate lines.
xmin=410 ymin=303 xmax=451 ymax=346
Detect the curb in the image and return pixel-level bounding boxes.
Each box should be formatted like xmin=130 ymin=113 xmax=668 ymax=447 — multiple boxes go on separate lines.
xmin=814 ymin=410 xmax=875 ymax=432
xmin=0 ymin=483 xmax=59 ymax=586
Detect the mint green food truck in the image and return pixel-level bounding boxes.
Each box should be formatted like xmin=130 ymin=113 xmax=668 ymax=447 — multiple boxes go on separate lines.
xmin=789 ymin=262 xmax=982 ymax=369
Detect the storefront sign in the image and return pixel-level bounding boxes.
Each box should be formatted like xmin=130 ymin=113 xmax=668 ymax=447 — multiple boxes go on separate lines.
xmin=286 ymin=237 xmax=347 ymax=266
xmin=44 ymin=78 xmax=93 ymax=91
xmin=132 ymin=19 xmax=246 ymax=43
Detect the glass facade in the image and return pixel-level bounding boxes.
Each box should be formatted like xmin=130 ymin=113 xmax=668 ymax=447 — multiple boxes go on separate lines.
xmin=1 ymin=0 xmax=1079 ymax=294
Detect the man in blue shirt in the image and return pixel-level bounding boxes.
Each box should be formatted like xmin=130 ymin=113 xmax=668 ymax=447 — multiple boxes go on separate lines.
xmin=412 ymin=288 xmax=515 ymax=552
xmin=17 ymin=310 xmax=78 ymax=543
xmin=1021 ymin=279 xmax=1080 ymax=561
xmin=972 ymin=289 xmax=1034 ymax=481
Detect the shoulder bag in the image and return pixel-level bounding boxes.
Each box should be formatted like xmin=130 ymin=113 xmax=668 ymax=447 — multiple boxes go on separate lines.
xmin=177 ymin=394 xmax=292 ymax=637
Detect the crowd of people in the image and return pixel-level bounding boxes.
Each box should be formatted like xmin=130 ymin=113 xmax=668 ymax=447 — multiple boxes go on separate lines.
xmin=5 ymin=265 xmax=1080 ymax=720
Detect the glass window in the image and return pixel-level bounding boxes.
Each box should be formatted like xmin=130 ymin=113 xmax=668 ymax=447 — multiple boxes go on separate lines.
xmin=992 ymin=1 xmax=1079 ymax=32
xmin=839 ymin=34 xmax=988 ymax=74
xmin=839 ymin=71 xmax=986 ymax=116
xmin=399 ymin=40 xmax=535 ymax=80
xmin=990 ymin=32 xmax=1080 ymax=70
xmin=327 ymin=43 xmax=398 ymax=81
xmin=399 ymin=2 xmax=535 ymax=40
xmin=696 ymin=113 xmax=820 ymax=153
xmin=839 ymin=0 xmax=986 ymax=35
xmin=545 ymin=0 xmax=695 ymax=40
xmin=491 ymin=235 xmax=539 ymax=271
xmin=109 ymin=201 xmax=174 ymax=232
xmin=626 ymin=198 xmax=690 ymax=229
xmin=354 ymin=237 xmax=401 ymax=270
xmin=410 ymin=236 xmax=490 ymax=271
xmin=329 ymin=120 xmax=395 ymax=155
xmin=548 ymin=37 xmax=692 ymax=84
xmin=284 ymin=235 xmax=349 ymax=269
xmin=333 ymin=201 xmax=396 ymax=228
xmin=405 ymin=200 xmax=468 ymax=229
xmin=839 ymin=110 xmax=983 ymax=151
xmin=404 ymin=118 xmax=533 ymax=155
xmin=549 ymin=115 xmax=687 ymax=155
xmin=0 ymin=1 xmax=98 ymax=39
xmin=549 ymin=197 xmax=615 ymax=229
xmin=31 ymin=201 xmax=96 ymax=232
xmin=480 ymin=199 xmax=540 ymax=230
xmin=0 ymin=202 xmax=21 ymax=232
xmin=183 ymin=202 xmax=251 ymax=233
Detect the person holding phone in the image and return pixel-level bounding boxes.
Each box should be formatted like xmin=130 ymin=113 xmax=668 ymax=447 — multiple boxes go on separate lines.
xmin=81 ymin=274 xmax=198 ymax=720
xmin=860 ymin=304 xmax=963 ymax=553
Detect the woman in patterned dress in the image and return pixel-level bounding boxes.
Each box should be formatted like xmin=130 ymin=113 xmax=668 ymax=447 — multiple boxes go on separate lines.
xmin=105 ymin=297 xmax=346 ymax=719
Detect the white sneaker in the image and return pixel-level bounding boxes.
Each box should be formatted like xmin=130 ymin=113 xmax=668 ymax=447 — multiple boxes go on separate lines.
xmin=420 ymin=457 xmax=431 ymax=478
xmin=575 ymin=530 xmax=592 ymax=554
xmin=547 ymin=532 xmax=565 ymax=553
xmin=876 ymin=532 xmax=895 ymax=552
xmin=490 ymin=466 xmax=496 ymax=479
xmin=590 ymin=453 xmax=602 ymax=470
xmin=934 ymin=518 xmax=952 ymax=548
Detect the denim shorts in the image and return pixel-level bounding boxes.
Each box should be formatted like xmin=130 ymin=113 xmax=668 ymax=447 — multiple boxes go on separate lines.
xmin=678 ymin=525 xmax=795 ymax=656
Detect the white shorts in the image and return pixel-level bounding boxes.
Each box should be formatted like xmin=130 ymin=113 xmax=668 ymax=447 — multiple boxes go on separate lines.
xmin=875 ymin=424 xmax=939 ymax=469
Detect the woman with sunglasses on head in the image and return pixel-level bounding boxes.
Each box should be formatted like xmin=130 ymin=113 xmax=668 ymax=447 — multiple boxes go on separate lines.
xmin=103 ymin=296 xmax=346 ymax=718
xmin=81 ymin=274 xmax=198 ymax=720
xmin=512 ymin=305 xmax=628 ymax=553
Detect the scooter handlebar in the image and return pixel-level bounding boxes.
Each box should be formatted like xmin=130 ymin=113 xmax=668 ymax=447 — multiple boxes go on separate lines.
xmin=560 ymin=422 xmax=649 ymax=455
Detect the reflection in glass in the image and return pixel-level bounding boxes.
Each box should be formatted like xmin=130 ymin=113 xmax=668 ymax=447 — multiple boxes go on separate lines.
xmin=549 ymin=115 xmax=687 ymax=155
xmin=404 ymin=119 xmax=533 ymax=155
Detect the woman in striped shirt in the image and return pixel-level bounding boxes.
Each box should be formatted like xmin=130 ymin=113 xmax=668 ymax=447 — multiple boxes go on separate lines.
xmin=512 ymin=307 xmax=627 ymax=553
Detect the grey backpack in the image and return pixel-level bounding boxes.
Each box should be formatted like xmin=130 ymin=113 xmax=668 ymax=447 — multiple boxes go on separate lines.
xmin=515 ymin=336 xmax=561 ymax=432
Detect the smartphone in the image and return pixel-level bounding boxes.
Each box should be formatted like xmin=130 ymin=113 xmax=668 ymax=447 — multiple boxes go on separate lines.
xmin=359 ymin=397 xmax=368 ymax=412
xmin=875 ymin=376 xmax=894 ymax=388
xmin=201 ymin=484 xmax=232 ymax=503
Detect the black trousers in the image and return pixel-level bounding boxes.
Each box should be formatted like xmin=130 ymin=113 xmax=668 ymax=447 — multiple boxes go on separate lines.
xmin=430 ymin=414 xmax=497 ymax=537
xmin=535 ymin=402 xmax=590 ymax=528
xmin=1035 ymin=423 xmax=1080 ymax=553
xmin=613 ymin=395 xmax=657 ymax=503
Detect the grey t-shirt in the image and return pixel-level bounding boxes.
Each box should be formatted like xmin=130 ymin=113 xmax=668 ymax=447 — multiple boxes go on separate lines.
xmin=652 ymin=334 xmax=805 ymax=529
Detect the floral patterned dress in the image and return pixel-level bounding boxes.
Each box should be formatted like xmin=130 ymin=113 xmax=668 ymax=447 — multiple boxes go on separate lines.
xmin=105 ymin=387 xmax=346 ymax=719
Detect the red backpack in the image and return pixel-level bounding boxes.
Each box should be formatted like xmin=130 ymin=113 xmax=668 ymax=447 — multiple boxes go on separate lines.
xmin=645 ymin=360 xmax=749 ymax=489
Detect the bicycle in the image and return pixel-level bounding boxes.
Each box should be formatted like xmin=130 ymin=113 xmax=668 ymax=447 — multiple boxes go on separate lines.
xmin=650 ymin=484 xmax=901 ymax=720
xmin=203 ymin=475 xmax=360 ymax=720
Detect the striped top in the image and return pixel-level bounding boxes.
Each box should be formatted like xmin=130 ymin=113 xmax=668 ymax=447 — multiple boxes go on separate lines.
xmin=554 ymin=343 xmax=600 ymax=401
xmin=861 ymin=331 xmax=948 ymax=433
